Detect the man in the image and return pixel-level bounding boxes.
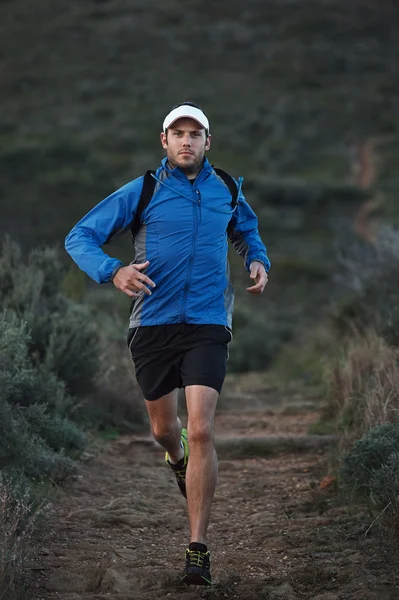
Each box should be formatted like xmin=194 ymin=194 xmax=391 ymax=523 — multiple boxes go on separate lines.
xmin=65 ymin=102 xmax=270 ymax=586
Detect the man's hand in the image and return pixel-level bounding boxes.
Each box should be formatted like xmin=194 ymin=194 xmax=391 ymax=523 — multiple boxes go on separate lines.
xmin=247 ymin=261 xmax=268 ymax=294
xmin=113 ymin=261 xmax=156 ymax=297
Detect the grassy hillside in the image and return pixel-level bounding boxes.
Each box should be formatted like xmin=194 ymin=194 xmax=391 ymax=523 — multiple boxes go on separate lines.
xmin=1 ymin=0 xmax=398 ymax=209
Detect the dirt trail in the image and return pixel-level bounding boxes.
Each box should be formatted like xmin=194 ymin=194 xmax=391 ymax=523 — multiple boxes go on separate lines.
xmin=32 ymin=391 xmax=397 ymax=600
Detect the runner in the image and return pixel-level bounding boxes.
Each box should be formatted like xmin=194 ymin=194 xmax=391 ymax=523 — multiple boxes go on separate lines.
xmin=65 ymin=102 xmax=270 ymax=586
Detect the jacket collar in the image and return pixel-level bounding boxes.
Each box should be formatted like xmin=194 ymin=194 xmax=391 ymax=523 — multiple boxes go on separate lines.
xmin=160 ymin=156 xmax=213 ymax=180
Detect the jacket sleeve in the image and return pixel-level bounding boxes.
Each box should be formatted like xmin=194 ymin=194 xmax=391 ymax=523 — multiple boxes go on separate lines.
xmin=228 ymin=190 xmax=271 ymax=273
xmin=64 ymin=177 xmax=144 ymax=284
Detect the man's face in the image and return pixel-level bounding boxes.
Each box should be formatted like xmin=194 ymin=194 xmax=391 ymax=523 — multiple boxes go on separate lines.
xmin=160 ymin=117 xmax=211 ymax=175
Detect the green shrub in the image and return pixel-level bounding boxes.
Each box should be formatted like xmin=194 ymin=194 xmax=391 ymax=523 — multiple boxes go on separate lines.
xmin=0 ymin=239 xmax=146 ymax=437
xmin=0 ymin=237 xmax=100 ymax=396
xmin=42 ymin=304 xmax=99 ymax=396
xmin=369 ymin=451 xmax=399 ymax=512
xmin=1 ymin=365 xmax=72 ymax=415
xmin=0 ymin=396 xmax=77 ymax=481
xmin=0 ymin=314 xmax=71 ymax=415
xmin=61 ymin=264 xmax=86 ymax=302
xmin=340 ymin=422 xmax=399 ymax=494
xmin=24 ymin=405 xmax=86 ymax=456
xmin=0 ymin=315 xmax=83 ymax=479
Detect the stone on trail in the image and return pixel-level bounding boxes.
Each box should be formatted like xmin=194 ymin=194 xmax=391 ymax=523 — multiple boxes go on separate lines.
xmin=267 ymin=582 xmax=298 ymax=599
xmin=101 ymin=566 xmax=131 ymax=594
xmin=45 ymin=568 xmax=87 ymax=592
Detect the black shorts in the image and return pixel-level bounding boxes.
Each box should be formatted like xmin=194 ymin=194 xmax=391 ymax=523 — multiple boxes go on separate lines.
xmin=127 ymin=324 xmax=232 ymax=401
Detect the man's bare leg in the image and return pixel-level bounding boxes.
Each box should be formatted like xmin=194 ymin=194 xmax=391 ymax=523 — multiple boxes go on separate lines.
xmin=145 ymin=389 xmax=184 ymax=463
xmin=185 ymin=385 xmax=219 ymax=544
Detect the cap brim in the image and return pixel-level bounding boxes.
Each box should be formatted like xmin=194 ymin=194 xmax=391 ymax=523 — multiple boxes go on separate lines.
xmin=166 ymin=115 xmax=206 ymax=130
xmin=163 ymin=105 xmax=210 ymax=132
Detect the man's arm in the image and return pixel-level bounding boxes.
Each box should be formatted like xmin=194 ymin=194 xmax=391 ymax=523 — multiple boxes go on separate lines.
xmin=228 ymin=191 xmax=271 ymax=293
xmin=65 ymin=177 xmax=144 ymax=284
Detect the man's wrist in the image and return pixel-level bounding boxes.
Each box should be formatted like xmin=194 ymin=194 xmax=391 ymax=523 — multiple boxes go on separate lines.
xmin=110 ymin=264 xmax=124 ymax=282
xmin=249 ymin=259 xmax=267 ymax=271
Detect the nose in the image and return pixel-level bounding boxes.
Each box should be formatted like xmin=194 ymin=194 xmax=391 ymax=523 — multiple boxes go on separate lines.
xmin=182 ymin=133 xmax=192 ymax=146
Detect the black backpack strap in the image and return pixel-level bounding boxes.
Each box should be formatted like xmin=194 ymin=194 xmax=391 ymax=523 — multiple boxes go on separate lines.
xmin=213 ymin=167 xmax=239 ymax=209
xmin=130 ymin=170 xmax=156 ymax=239
xmin=213 ymin=167 xmax=240 ymax=236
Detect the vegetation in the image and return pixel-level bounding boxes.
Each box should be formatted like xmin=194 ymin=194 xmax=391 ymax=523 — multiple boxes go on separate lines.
xmin=302 ymin=230 xmax=399 ymax=533
xmin=267 ymin=224 xmax=399 ymax=533
xmin=330 ymin=333 xmax=399 ymax=530
xmin=0 ymin=237 xmax=145 ymax=598
xmin=0 ymin=471 xmax=42 ymax=600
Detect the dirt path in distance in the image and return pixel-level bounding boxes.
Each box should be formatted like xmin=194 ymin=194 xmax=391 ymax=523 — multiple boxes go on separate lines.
xmin=32 ymin=388 xmax=397 ymax=600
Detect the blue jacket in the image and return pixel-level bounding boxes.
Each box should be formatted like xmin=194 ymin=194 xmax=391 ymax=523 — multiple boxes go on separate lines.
xmin=65 ymin=157 xmax=270 ymax=328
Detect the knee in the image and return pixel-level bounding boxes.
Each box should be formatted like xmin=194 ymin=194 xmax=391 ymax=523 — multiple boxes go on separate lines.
xmin=151 ymin=422 xmax=176 ymax=442
xmin=188 ymin=423 xmax=213 ymax=447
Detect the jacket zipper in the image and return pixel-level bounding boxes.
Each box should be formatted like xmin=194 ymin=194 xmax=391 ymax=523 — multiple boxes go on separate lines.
xmin=181 ymin=186 xmax=201 ymax=322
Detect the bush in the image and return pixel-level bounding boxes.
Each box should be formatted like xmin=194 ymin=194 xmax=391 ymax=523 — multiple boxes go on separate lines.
xmin=0 ymin=314 xmax=71 ymax=415
xmin=24 ymin=405 xmax=86 ymax=456
xmin=340 ymin=422 xmax=399 ymax=527
xmin=0 ymin=237 xmax=146 ymax=434
xmin=340 ymin=422 xmax=399 ymax=494
xmin=42 ymin=304 xmax=99 ymax=396
xmin=369 ymin=451 xmax=399 ymax=513
xmin=0 ymin=237 xmax=100 ymax=397
xmin=0 ymin=314 xmax=83 ymax=600
xmin=0 ymin=315 xmax=83 ymax=479
xmin=0 ymin=395 xmax=77 ymax=482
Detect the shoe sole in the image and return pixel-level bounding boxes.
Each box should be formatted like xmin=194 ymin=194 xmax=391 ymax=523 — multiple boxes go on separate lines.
xmin=182 ymin=573 xmax=212 ymax=586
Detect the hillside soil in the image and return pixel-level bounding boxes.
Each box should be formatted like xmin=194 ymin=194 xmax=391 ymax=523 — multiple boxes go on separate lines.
xmin=31 ymin=390 xmax=398 ymax=600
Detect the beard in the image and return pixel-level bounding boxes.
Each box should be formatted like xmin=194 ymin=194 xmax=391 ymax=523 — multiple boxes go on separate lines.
xmin=169 ymin=150 xmax=205 ymax=176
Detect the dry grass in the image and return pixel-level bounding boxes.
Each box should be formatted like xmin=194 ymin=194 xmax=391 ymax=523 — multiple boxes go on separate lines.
xmin=0 ymin=474 xmax=47 ymax=600
xmin=325 ymin=330 xmax=399 ymax=450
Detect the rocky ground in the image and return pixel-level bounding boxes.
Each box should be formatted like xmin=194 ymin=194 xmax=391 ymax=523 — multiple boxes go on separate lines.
xmin=31 ymin=385 xmax=399 ymax=600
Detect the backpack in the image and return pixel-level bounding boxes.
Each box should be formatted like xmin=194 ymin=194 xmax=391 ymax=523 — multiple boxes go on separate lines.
xmin=130 ymin=167 xmax=239 ymax=240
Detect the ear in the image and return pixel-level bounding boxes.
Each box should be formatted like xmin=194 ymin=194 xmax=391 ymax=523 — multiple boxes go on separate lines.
xmin=205 ymin=134 xmax=212 ymax=152
xmin=160 ymin=132 xmax=167 ymax=150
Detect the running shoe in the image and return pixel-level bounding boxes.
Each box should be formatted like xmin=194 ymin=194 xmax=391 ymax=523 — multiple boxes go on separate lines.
xmin=181 ymin=546 xmax=212 ymax=586
xmin=165 ymin=428 xmax=189 ymax=498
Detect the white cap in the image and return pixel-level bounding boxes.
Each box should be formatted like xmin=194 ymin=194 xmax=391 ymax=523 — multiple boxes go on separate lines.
xmin=163 ymin=105 xmax=210 ymax=133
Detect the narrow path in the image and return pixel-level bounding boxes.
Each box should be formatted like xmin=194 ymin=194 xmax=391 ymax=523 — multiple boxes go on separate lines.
xmin=32 ymin=406 xmax=396 ymax=600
